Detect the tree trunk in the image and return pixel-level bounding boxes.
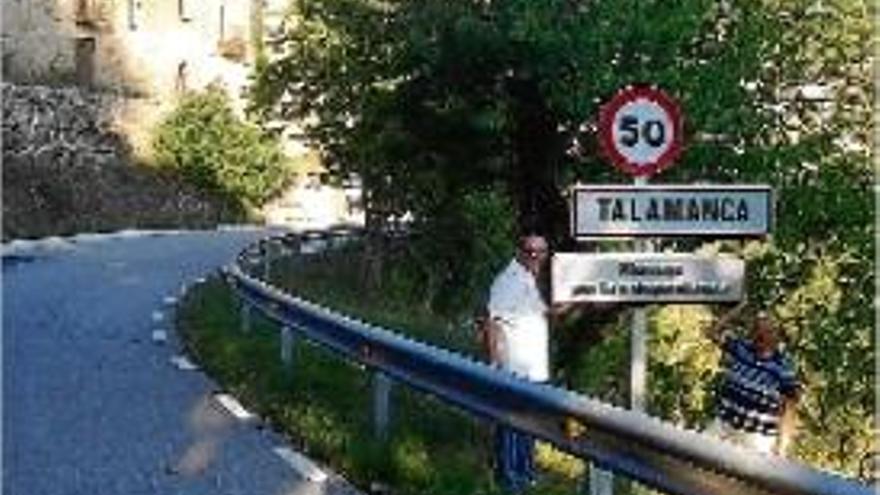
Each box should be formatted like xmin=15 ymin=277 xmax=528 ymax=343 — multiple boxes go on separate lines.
xmin=505 ymin=75 xmax=569 ymax=245
xmin=361 ymin=184 xmax=387 ymax=291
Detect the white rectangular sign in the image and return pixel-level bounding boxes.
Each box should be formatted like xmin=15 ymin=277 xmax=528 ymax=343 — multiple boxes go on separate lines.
xmin=571 ymin=184 xmax=773 ymax=238
xmin=552 ymin=253 xmax=744 ymax=303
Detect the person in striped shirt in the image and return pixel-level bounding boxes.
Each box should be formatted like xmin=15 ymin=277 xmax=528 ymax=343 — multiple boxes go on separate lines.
xmin=706 ymin=301 xmax=801 ymax=456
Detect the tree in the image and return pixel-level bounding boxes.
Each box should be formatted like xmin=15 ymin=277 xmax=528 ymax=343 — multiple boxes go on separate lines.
xmin=154 ymin=88 xmax=290 ymax=212
xmin=250 ymin=0 xmax=873 ymax=478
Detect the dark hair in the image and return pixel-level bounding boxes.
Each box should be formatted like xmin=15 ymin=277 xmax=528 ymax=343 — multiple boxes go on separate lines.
xmin=518 ymin=213 xmax=545 ymax=240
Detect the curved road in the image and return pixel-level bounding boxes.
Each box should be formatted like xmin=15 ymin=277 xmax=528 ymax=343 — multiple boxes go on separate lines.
xmin=3 ymin=230 xmax=358 ymax=495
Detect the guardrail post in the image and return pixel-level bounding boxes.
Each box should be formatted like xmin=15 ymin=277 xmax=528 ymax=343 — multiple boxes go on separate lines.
xmin=280 ymin=325 xmax=296 ymax=369
xmin=372 ymin=372 xmax=393 ymax=441
xmin=263 ymin=240 xmax=274 ymax=281
xmin=583 ymin=465 xmax=614 ymax=495
xmin=240 ymin=301 xmax=252 ymax=333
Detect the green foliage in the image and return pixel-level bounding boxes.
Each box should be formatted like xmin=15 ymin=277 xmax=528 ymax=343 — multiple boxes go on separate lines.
xmin=746 ymin=242 xmax=874 ymax=476
xmin=390 ymin=188 xmax=516 ymax=314
xmin=177 ymin=275 xmax=578 ymax=495
xmin=250 ymin=0 xmax=873 ymax=480
xmin=648 ymin=305 xmax=719 ymax=427
xmin=154 ymin=88 xmax=290 ymax=210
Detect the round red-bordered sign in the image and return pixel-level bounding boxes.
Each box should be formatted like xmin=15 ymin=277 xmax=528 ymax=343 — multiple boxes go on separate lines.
xmin=598 ymin=85 xmax=683 ymax=177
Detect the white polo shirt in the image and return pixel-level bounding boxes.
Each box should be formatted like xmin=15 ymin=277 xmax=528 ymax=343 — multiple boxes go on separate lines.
xmin=487 ymin=259 xmax=549 ymax=382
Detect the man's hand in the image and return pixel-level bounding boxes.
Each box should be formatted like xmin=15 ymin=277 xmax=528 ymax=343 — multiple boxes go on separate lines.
xmin=481 ymin=317 xmax=505 ymax=364
xmin=775 ymin=437 xmax=791 ymax=456
xmin=548 ymin=301 xmax=617 ymax=319
xmin=706 ymin=298 xmax=748 ymax=344
xmin=775 ymin=394 xmax=799 ymax=456
xmin=548 ymin=302 xmax=575 ymax=319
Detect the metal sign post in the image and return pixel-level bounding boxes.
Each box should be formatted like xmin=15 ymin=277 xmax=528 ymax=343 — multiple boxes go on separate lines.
xmin=590 ymin=85 xmax=684 ymax=495
xmin=631 ymin=178 xmax=649 ymax=415
xmin=596 ymin=85 xmax=685 ymax=415
xmin=629 ymin=178 xmax=654 ymax=412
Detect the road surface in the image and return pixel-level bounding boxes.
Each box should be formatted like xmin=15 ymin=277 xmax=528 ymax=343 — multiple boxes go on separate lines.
xmin=3 ymin=229 xmax=359 ymax=495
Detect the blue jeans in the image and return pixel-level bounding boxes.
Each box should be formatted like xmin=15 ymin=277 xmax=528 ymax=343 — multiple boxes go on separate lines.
xmin=494 ymin=425 xmax=535 ymax=493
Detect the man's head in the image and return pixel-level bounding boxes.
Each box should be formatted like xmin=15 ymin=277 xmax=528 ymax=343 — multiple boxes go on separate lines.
xmin=516 ymin=234 xmax=549 ymax=276
xmin=752 ymin=311 xmax=779 ymax=356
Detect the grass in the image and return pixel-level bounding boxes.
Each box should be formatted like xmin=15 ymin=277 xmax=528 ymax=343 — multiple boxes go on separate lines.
xmin=176 ymin=244 xmax=586 ymax=495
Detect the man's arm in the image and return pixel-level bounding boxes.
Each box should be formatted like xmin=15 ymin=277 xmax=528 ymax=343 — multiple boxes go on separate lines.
xmin=706 ymin=299 xmax=747 ymax=345
xmin=547 ymin=302 xmax=578 ymax=322
xmin=776 ymin=392 xmax=800 ymax=456
xmin=776 ymin=355 xmax=802 ymax=456
xmin=474 ymin=307 xmax=505 ymax=365
xmin=485 ymin=317 xmax=505 ymax=364
xmin=548 ymin=301 xmax=616 ymax=327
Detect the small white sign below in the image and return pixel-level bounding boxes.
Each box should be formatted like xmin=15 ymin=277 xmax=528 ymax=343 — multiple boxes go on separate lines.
xmin=552 ymin=253 xmax=744 ymax=303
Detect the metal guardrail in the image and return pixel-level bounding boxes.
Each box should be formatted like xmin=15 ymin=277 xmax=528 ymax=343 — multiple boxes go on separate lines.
xmin=223 ymin=229 xmax=872 ymax=495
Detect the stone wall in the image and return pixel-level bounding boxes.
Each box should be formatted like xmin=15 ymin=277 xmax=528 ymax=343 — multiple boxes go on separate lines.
xmin=2 ymin=83 xmax=238 ymax=241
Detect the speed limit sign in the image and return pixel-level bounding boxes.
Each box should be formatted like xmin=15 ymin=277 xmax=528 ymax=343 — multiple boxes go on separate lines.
xmin=598 ymin=85 xmax=683 ymax=177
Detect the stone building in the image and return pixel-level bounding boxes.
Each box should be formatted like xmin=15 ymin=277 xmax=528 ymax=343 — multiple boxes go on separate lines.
xmin=2 ymin=0 xmax=266 ymax=153
xmin=2 ymin=0 xmax=258 ymax=98
xmin=2 ymin=0 xmax=362 ymax=229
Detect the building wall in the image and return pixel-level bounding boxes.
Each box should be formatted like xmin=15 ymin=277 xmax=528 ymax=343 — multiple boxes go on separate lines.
xmin=2 ymin=0 xmax=254 ymax=100
xmin=2 ymin=0 xmax=76 ymax=85
xmin=3 ymin=0 xmax=357 ymax=229
xmin=2 ymin=0 xmax=258 ymax=157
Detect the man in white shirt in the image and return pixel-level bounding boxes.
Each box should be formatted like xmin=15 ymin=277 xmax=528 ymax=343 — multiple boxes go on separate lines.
xmin=483 ymin=232 xmax=550 ymax=493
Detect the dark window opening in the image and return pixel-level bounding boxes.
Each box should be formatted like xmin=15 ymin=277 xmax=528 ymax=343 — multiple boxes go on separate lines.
xmin=176 ymin=61 xmax=189 ymax=94
xmin=127 ymin=0 xmax=139 ymax=30
xmin=179 ymin=0 xmax=191 ymax=21
xmin=74 ymin=37 xmax=96 ymax=87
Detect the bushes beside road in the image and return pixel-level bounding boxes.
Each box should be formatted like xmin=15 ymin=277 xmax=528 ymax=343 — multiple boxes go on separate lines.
xmin=153 ymin=88 xmax=293 ymax=213
xmin=1 ymin=83 xmax=240 ymax=241
xmin=176 ymin=244 xmax=583 ymax=495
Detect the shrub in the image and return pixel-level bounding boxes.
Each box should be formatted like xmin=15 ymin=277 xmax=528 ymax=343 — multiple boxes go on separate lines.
xmin=153 ymin=88 xmax=290 ymax=210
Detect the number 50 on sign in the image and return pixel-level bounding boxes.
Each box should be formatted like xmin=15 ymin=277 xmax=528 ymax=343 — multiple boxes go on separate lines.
xmin=598 ymin=85 xmax=684 ymax=178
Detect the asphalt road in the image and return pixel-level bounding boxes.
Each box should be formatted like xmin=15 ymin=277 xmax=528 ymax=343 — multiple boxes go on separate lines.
xmin=3 ymin=229 xmax=359 ymax=495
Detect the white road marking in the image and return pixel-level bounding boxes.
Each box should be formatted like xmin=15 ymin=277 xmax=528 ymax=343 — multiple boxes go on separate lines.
xmin=72 ymin=233 xmax=109 ymax=243
xmin=272 ymin=447 xmax=328 ymax=483
xmin=217 ymin=224 xmax=263 ymax=232
xmin=1 ymin=237 xmax=75 ymax=256
xmin=163 ymin=296 xmax=177 ymax=305
xmin=152 ymin=329 xmax=168 ymax=343
xmin=214 ymin=393 xmax=255 ymax=421
xmin=170 ymin=355 xmax=198 ymax=371
xmin=151 ymin=311 xmax=164 ymax=323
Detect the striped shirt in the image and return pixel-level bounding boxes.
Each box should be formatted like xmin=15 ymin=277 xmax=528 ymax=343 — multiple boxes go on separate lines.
xmin=716 ymin=337 xmax=800 ymax=436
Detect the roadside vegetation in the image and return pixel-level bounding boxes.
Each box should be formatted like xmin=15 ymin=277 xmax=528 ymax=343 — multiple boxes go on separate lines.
xmin=1 ymin=84 xmax=246 ymax=241
xmin=153 ymin=87 xmax=295 ymax=218
xmin=177 ymin=244 xmax=585 ymax=495
xmin=247 ymin=0 xmax=873 ymax=480
xmin=182 ymin=0 xmax=871 ymax=491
